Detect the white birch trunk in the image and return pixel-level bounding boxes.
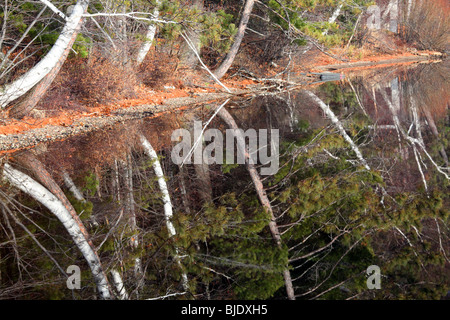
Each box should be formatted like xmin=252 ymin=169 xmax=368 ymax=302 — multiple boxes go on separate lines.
xmin=139 ymin=135 xmax=189 ymax=292
xmin=323 ymin=2 xmax=343 ymax=35
xmin=121 ymin=154 xmax=143 ymax=287
xmin=304 ymin=90 xmax=371 ymax=170
xmin=2 ymin=163 xmax=111 ymax=299
xmin=0 ymin=0 xmax=89 ymax=109
xmin=216 ymin=106 xmax=296 ymax=300
xmin=63 ymin=172 xmax=86 ymax=203
xmin=110 ymin=269 xmax=129 ymax=300
xmin=39 ymin=0 xmax=67 ymax=20
xmin=63 ymin=171 xmax=98 ymax=227
xmin=114 ymin=159 xmax=121 ymax=202
xmin=136 ymin=3 xmax=160 ymax=65
xmin=328 ymin=3 xmax=343 ymax=24
xmin=381 ymin=88 xmax=450 ymax=185
xmin=406 ymin=0 xmax=413 ymax=21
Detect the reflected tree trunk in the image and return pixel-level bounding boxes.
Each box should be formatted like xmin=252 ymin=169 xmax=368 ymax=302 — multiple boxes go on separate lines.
xmin=422 ymin=107 xmax=449 ymax=169
xmin=110 ymin=269 xmax=129 ymax=300
xmin=178 ymin=165 xmax=192 ymax=214
xmin=2 ymin=162 xmax=112 ymax=299
xmin=194 ymin=160 xmax=213 ymax=203
xmin=113 ymin=159 xmax=121 ymax=203
xmin=216 ymin=105 xmax=296 ymax=300
xmin=62 ymin=171 xmax=99 ymax=226
xmin=63 ymin=172 xmax=86 ymax=203
xmin=120 ymin=153 xmax=143 ymax=295
xmin=139 ymin=134 xmax=190 ymax=293
xmin=122 ymin=155 xmax=136 ymax=234
xmin=304 ymin=90 xmax=371 ymax=170
xmin=191 ymin=119 xmax=213 ymax=203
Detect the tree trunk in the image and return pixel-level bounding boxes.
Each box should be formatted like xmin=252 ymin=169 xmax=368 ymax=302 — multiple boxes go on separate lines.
xmin=110 ymin=269 xmax=129 ymax=300
xmin=178 ymin=0 xmax=204 ymax=69
xmin=304 ymin=90 xmax=371 ymax=171
xmin=63 ymin=172 xmax=85 ymax=202
xmin=122 ymin=155 xmax=136 ymax=233
xmin=323 ymin=2 xmax=343 ymax=35
xmin=2 ymin=163 xmax=112 ymax=299
xmin=194 ymin=159 xmax=213 ymax=203
xmin=136 ymin=1 xmax=160 ymax=65
xmin=0 ymin=0 xmax=89 ymax=110
xmin=63 ymin=171 xmax=98 ymax=227
xmin=191 ymin=118 xmax=213 ymax=203
xmin=120 ymin=154 xmax=143 ymax=291
xmin=213 ymin=0 xmax=255 ymax=80
xmin=422 ymin=107 xmax=449 ymax=168
xmin=113 ymin=159 xmax=121 ymax=203
xmin=216 ymin=106 xmax=296 ymax=300
xmin=140 ymin=134 xmax=190 ymax=293
xmin=178 ymin=165 xmax=192 ymax=214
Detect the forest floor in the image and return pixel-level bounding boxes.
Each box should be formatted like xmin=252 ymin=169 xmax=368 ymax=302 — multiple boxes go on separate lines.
xmin=0 ymin=43 xmax=445 ymax=155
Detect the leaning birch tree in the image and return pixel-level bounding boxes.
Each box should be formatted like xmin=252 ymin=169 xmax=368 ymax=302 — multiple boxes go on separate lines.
xmin=136 ymin=1 xmax=160 ymax=65
xmin=304 ymin=90 xmax=371 ymax=171
xmin=0 ymin=0 xmax=89 ymax=115
xmin=139 ymin=134 xmax=190 ymax=293
xmin=2 ymin=163 xmax=112 ymax=299
xmin=216 ymin=105 xmax=296 ymax=300
xmin=213 ymin=0 xmax=255 ymax=80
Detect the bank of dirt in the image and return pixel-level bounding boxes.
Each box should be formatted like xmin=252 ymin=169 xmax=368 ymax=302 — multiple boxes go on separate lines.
xmin=0 ymin=49 xmax=444 ymax=154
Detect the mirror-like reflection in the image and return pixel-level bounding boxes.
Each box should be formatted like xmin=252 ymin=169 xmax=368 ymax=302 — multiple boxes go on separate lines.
xmin=0 ymin=61 xmax=448 ymax=300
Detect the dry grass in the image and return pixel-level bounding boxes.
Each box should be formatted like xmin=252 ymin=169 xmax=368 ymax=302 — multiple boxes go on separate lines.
xmin=37 ymin=51 xmax=139 ymax=114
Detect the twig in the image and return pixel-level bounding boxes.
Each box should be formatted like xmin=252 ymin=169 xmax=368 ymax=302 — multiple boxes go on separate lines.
xmin=180 ymin=32 xmax=232 ymax=93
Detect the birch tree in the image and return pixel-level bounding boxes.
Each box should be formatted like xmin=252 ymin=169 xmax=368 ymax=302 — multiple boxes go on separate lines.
xmin=2 ymin=163 xmax=112 ymax=299
xmin=136 ymin=1 xmax=160 ymax=65
xmin=139 ymin=134 xmax=190 ymax=293
xmin=304 ymin=90 xmax=371 ymax=171
xmin=63 ymin=172 xmax=86 ymax=203
xmin=0 ymin=0 xmax=89 ymax=111
xmin=380 ymin=86 xmax=450 ymax=188
xmin=322 ymin=1 xmax=343 ymax=35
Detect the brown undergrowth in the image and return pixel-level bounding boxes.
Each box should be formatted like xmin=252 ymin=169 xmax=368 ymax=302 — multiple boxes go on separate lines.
xmin=0 ymin=31 xmax=444 ymax=140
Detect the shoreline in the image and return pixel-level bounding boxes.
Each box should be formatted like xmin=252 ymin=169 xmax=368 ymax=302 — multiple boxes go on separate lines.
xmin=0 ymin=51 xmax=444 ymax=154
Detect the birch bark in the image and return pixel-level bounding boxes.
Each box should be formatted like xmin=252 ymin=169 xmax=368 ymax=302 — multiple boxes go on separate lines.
xmin=304 ymin=90 xmax=371 ymax=170
xmin=0 ymin=0 xmax=89 ymax=109
xmin=140 ymin=135 xmax=190 ymax=292
xmin=322 ymin=2 xmax=343 ymax=35
xmin=2 ymin=163 xmax=112 ymax=299
xmin=136 ymin=1 xmax=160 ymax=65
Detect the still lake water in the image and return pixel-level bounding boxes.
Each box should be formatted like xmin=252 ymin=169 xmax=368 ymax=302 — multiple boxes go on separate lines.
xmin=1 ymin=59 xmax=448 ymax=299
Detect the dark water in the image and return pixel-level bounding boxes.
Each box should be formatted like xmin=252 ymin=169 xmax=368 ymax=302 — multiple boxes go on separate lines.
xmin=1 ymin=60 xmax=448 ymax=300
